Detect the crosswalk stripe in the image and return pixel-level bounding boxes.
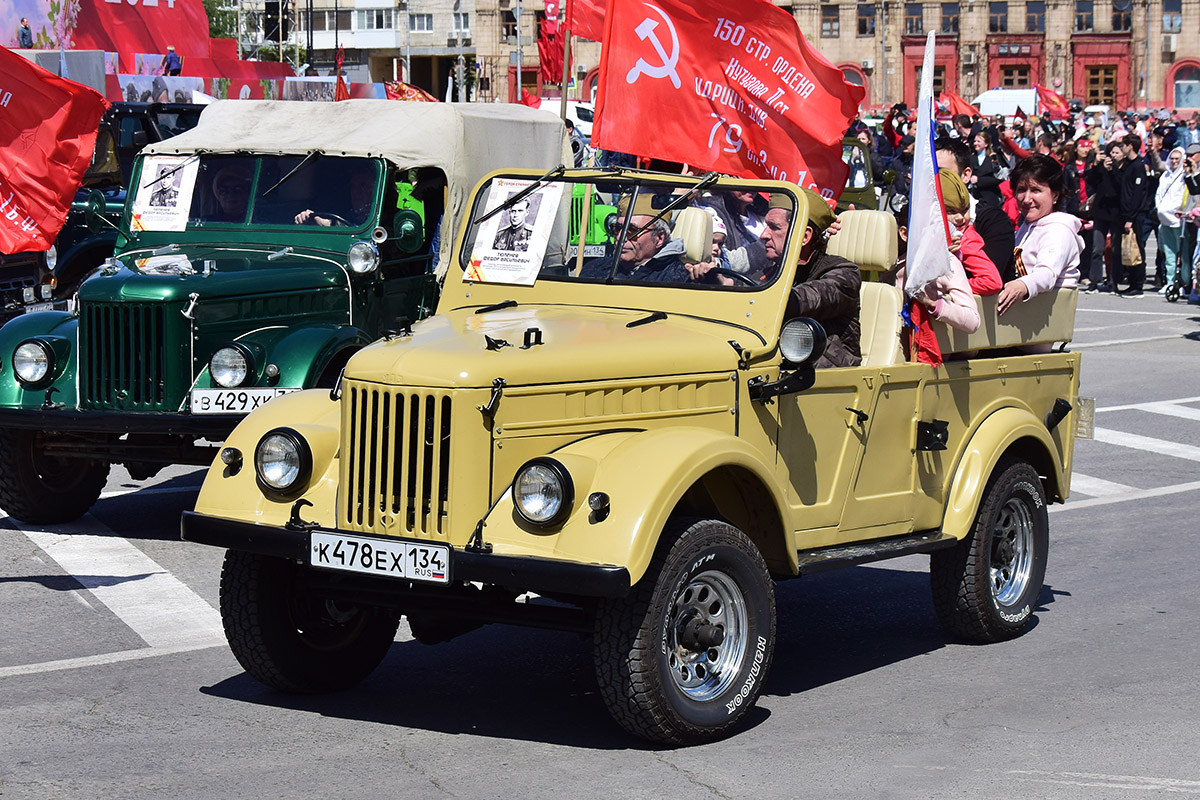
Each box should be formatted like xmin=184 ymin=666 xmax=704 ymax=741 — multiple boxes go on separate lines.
xmin=1069 ymin=472 xmax=1135 ymax=497
xmin=1093 ymin=427 xmax=1200 ymax=463
xmin=1097 ymin=396 xmax=1200 ymax=412
xmin=1135 ymin=403 xmax=1200 ymax=422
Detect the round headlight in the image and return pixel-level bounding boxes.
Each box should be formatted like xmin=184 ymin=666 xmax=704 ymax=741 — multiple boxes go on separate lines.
xmin=210 ymin=345 xmax=252 ymax=388
xmin=779 ymin=317 xmax=827 ymax=366
xmin=255 ymin=428 xmax=312 ymax=493
xmin=512 ymin=458 xmax=574 ymax=527
xmin=348 ymin=240 xmax=381 ymax=274
xmin=13 ymin=340 xmax=52 ymax=386
xmin=44 ymin=245 xmax=58 ymax=272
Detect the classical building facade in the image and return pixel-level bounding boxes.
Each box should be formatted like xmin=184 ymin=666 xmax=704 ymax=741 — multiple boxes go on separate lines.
xmin=796 ymin=0 xmax=1200 ymax=112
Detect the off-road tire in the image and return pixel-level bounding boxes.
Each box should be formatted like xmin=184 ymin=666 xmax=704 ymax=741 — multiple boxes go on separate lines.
xmin=593 ymin=518 xmax=776 ymax=745
xmin=219 ymin=550 xmax=400 ymax=693
xmin=931 ymin=457 xmax=1049 ymax=642
xmin=0 ymin=429 xmax=109 ymax=524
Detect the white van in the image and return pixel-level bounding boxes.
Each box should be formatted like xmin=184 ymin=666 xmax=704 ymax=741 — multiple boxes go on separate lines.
xmin=971 ymin=88 xmax=1039 ymax=121
xmin=538 ymin=99 xmax=595 ymax=140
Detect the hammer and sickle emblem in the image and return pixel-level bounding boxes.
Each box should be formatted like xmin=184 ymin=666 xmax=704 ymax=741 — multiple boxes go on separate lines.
xmin=625 ymin=3 xmax=681 ymax=89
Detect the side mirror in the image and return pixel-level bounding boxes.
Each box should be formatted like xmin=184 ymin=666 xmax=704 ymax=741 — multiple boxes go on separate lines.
xmin=881 ymin=169 xmax=897 ymax=187
xmin=131 ymin=130 xmax=148 ymax=148
xmin=392 ymin=208 xmax=424 ymax=254
xmin=84 ymin=189 xmax=107 ymax=230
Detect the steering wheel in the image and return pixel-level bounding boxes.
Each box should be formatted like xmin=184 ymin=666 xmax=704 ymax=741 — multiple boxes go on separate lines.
xmin=707 ymin=267 xmax=760 ymax=287
xmin=309 ymin=211 xmax=352 ymax=226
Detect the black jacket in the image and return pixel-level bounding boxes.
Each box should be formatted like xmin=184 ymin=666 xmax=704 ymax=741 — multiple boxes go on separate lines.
xmin=970 ymin=151 xmax=1004 ymax=208
xmin=785 ymin=251 xmax=862 ymax=368
xmin=1118 ymin=160 xmax=1153 ymax=223
xmin=973 ymin=202 xmax=1017 ymax=283
xmin=1084 ymin=160 xmax=1122 ymax=223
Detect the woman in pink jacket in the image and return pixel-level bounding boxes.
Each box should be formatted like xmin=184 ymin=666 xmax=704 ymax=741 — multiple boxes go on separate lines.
xmin=997 ymin=154 xmax=1083 ymax=315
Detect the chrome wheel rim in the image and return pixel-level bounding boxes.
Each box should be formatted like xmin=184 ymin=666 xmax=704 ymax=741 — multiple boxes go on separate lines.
xmin=991 ymin=497 xmax=1034 ymax=606
xmin=667 ymin=569 xmax=748 ymax=701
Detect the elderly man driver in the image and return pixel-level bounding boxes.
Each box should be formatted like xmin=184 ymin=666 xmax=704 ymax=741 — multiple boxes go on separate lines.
xmin=580 ymin=194 xmax=690 ymax=282
xmin=759 ymin=188 xmax=862 ymax=368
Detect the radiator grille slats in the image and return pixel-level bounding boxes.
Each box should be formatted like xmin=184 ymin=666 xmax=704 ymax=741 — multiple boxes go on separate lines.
xmin=81 ymin=302 xmax=168 ymax=409
xmin=343 ymin=385 xmax=453 ymax=537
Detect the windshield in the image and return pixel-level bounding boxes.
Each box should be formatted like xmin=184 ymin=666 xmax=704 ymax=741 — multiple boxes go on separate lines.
xmin=458 ymin=174 xmax=795 ymax=291
xmin=151 ymin=108 xmax=202 ymax=139
xmin=129 ymin=152 xmax=383 ymax=231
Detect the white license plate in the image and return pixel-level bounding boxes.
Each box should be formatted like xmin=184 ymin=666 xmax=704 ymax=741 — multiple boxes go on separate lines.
xmin=310 ymin=531 xmax=451 ymax=584
xmin=190 ymin=387 xmax=298 ymax=414
xmin=24 ymin=302 xmax=54 ymax=313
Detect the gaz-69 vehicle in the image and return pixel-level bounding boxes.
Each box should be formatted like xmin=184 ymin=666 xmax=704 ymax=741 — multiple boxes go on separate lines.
xmin=181 ymin=169 xmax=1082 ymax=744
xmin=0 ymin=100 xmax=569 ymax=524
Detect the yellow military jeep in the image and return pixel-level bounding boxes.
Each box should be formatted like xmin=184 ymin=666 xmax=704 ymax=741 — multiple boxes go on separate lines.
xmin=183 ymin=169 xmax=1082 ymax=745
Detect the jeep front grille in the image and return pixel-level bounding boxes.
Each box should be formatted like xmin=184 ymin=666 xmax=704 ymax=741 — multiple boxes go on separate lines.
xmin=342 ymin=384 xmax=453 ymax=536
xmin=80 ymin=302 xmax=169 ymax=409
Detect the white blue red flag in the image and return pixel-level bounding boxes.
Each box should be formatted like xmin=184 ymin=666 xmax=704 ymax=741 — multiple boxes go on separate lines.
xmin=903 ymin=31 xmax=952 ymax=296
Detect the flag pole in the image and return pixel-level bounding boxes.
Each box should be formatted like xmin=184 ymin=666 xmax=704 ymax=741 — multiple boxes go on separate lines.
xmin=559 ymin=1 xmax=571 ymax=120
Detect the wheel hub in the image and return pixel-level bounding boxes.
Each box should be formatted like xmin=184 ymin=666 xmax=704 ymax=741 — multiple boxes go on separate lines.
xmin=991 ymin=497 xmax=1034 ymax=606
xmin=666 ymin=569 xmax=748 ymax=701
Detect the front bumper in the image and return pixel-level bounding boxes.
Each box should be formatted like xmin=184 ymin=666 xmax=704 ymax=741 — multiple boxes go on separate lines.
xmin=181 ymin=511 xmax=632 ymax=599
xmin=0 ymin=407 xmax=241 ymax=437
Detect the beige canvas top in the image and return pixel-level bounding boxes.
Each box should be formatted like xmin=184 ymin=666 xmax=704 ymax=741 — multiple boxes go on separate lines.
xmin=144 ymin=100 xmax=572 ymax=277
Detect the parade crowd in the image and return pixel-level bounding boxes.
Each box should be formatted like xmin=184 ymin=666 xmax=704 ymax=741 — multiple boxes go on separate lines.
xmin=852 ymin=103 xmax=1200 ymax=301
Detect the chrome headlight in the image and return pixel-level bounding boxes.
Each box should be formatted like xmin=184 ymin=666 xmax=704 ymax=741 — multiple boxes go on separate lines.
xmin=779 ymin=317 xmax=828 ymax=366
xmin=13 ymin=340 xmax=53 ymax=386
xmin=210 ymin=345 xmax=252 ymax=388
xmin=44 ymin=245 xmax=58 ymax=272
xmin=512 ymin=458 xmax=574 ymax=527
xmin=348 ymin=240 xmax=381 ymax=274
xmin=255 ymin=428 xmax=312 ymax=494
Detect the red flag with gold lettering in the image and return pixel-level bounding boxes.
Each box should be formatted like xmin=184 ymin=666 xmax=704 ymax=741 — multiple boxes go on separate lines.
xmin=0 ymin=47 xmax=110 ymax=253
xmin=592 ymin=0 xmax=863 ymax=198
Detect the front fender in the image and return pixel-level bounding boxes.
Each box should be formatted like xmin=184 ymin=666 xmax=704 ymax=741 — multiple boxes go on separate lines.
xmin=194 ymin=325 xmax=371 ymax=389
xmin=481 ymin=427 xmax=790 ymax=587
xmin=0 ymin=312 xmax=79 ymax=407
xmin=940 ymin=406 xmax=1064 ymax=540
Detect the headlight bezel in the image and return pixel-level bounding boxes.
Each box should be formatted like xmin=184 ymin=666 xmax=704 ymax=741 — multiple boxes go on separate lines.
xmin=348 ymin=240 xmax=381 ymax=274
xmin=254 ymin=427 xmax=313 ymax=497
xmin=511 ymin=457 xmax=575 ymax=528
xmin=12 ymin=339 xmax=55 ymax=388
xmin=779 ymin=317 xmax=828 ymax=368
xmin=209 ymin=344 xmax=254 ymax=388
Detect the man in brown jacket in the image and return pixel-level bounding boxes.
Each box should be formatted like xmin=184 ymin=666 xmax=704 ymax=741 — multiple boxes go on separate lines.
xmin=759 ymin=188 xmax=862 ymax=368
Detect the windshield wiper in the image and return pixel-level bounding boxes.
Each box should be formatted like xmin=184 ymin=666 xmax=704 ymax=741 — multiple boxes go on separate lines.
xmin=627 ymin=310 xmax=667 ymax=328
xmin=261 ymin=150 xmax=320 ymax=198
xmin=475 ymin=299 xmax=517 ymax=314
xmin=141 ymin=154 xmax=200 ymax=190
xmin=624 ymin=172 xmax=721 ymax=241
xmin=473 ymin=164 xmax=566 ymax=225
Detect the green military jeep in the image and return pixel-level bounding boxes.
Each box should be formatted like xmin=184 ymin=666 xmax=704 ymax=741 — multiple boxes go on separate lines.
xmin=0 ymin=100 xmax=568 ymax=524
xmin=182 ymin=169 xmax=1082 ymax=744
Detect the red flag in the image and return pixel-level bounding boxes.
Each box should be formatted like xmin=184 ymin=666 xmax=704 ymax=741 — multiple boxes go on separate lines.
xmin=0 ymin=48 xmax=110 ymax=253
xmin=335 ymin=47 xmax=350 ymax=101
xmin=1014 ymin=106 xmax=1028 ymax=123
xmin=1035 ymin=84 xmax=1071 ymax=121
xmin=938 ymin=90 xmax=979 ymax=119
xmin=519 ymin=88 xmax=542 ymax=107
xmin=592 ymin=0 xmax=864 ymax=198
xmin=384 ymin=81 xmax=439 ymax=102
xmin=567 ymin=0 xmax=606 ymax=41
xmin=544 ymin=0 xmax=560 ymax=36
xmin=70 ymin=0 xmax=213 ymax=69
xmin=538 ymin=2 xmax=567 ymax=83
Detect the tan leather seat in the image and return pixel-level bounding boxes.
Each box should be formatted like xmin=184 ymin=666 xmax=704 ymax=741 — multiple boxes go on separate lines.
xmin=826 ymin=210 xmax=905 ymax=366
xmin=859 ymin=283 xmax=906 ymax=366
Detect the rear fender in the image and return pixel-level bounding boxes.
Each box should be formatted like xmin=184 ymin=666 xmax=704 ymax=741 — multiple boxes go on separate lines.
xmin=0 ymin=312 xmax=79 ymax=407
xmin=941 ymin=407 xmax=1063 ymax=540
xmin=481 ymin=427 xmax=791 ymax=586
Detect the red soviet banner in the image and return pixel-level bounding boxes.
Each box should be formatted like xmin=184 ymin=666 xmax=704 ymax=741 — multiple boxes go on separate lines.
xmin=1035 ymin=84 xmax=1071 ymax=121
xmin=0 ymin=47 xmax=110 ymax=253
xmin=592 ymin=0 xmax=864 ymax=198
xmin=567 ymin=0 xmax=606 ymax=42
xmin=71 ymin=0 xmax=213 ymax=66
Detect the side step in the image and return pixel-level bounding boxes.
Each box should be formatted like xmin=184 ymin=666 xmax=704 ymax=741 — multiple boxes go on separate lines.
xmin=796 ymin=531 xmax=957 ymax=574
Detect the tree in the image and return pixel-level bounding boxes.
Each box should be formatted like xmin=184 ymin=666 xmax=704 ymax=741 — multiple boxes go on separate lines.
xmin=203 ymin=0 xmax=239 ymax=40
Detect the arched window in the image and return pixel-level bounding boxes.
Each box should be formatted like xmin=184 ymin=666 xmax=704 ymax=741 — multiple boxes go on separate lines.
xmin=842 ymin=67 xmax=866 ymax=87
xmin=1175 ymin=64 xmax=1200 ymax=109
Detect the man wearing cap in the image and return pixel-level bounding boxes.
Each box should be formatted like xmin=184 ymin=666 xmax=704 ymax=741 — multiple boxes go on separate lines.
xmin=763 ymin=188 xmax=861 ymax=368
xmin=580 ymin=194 xmax=690 ymax=283
xmin=492 ymin=197 xmax=536 ymax=251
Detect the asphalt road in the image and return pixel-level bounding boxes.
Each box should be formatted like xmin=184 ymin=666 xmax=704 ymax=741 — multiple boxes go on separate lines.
xmin=2 ymin=291 xmax=1199 ymax=799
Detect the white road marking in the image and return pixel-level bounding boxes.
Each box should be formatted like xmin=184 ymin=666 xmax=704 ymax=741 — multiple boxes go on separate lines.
xmin=1097 ymin=395 xmax=1200 ymax=412
xmin=1054 ymin=480 xmax=1200 ymax=513
xmin=1007 ymin=769 xmax=1200 ymax=793
xmin=1068 ymin=472 xmax=1134 ymax=497
xmin=1132 ymin=402 xmax=1200 ymax=422
xmin=1072 ymin=334 xmax=1189 ymax=349
xmin=98 ymin=483 xmax=200 ymax=500
xmin=1093 ymin=427 xmax=1200 ymax=462
xmin=1077 ymin=306 xmax=1198 ymax=317
xmin=2 ymin=511 xmax=226 ymax=678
